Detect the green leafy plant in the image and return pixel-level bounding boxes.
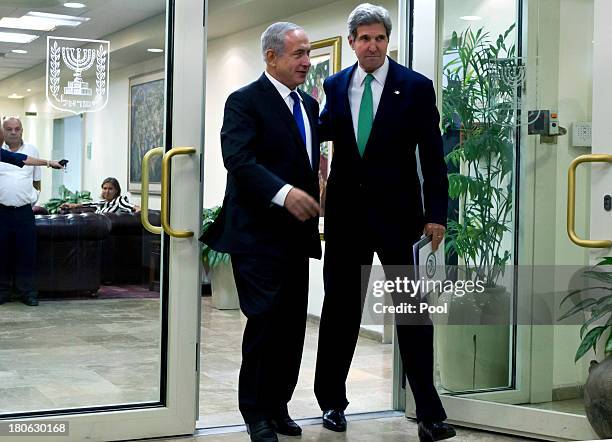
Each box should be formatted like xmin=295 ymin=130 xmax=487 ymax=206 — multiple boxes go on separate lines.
xmin=443 ymin=25 xmax=517 ymax=287
xmin=42 ymin=185 xmax=92 ymax=214
xmin=201 ymin=206 xmax=230 ymax=269
xmin=559 ymin=257 xmax=612 ymax=362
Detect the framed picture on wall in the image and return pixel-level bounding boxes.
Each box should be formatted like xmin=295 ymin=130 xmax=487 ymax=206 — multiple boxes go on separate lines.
xmin=128 ymin=71 xmax=165 ymax=194
xmin=302 ymin=36 xmax=341 ymax=239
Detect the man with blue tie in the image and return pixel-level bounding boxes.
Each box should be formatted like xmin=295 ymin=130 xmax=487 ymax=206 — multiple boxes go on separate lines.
xmin=315 ymin=4 xmax=455 ymax=441
xmin=200 ymin=22 xmax=321 ymax=442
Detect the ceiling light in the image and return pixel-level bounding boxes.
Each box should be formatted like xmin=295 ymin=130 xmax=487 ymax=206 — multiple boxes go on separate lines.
xmin=27 ymin=89 xmax=32 ymax=92
xmin=11 ymin=49 xmax=28 ymax=54
xmin=26 ymin=11 xmax=90 ymax=27
xmin=0 ymin=32 xmax=39 ymax=44
xmin=64 ymin=2 xmax=86 ymax=7
xmin=0 ymin=17 xmax=56 ymax=31
xmin=0 ymin=12 xmax=89 ymax=32
xmin=460 ymin=15 xmax=482 ymax=21
xmin=8 ymin=93 xmax=24 ymax=99
xmin=147 ymin=48 xmax=164 ymax=53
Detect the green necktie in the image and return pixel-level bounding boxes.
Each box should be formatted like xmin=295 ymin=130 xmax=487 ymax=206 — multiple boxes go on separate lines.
xmin=357 ymin=73 xmax=374 ymax=157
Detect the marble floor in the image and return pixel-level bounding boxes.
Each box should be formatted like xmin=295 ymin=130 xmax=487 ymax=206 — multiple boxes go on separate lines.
xmin=0 ymin=295 xmax=392 ymax=421
xmin=151 ymin=416 xmax=538 ymax=441
xmin=199 ymin=299 xmax=393 ymax=426
xmin=0 ymin=293 xmax=584 ymax=438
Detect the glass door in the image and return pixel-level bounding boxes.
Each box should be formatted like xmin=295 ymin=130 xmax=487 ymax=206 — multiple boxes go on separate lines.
xmin=408 ymin=0 xmax=608 ymax=440
xmin=0 ymin=0 xmax=204 ymax=440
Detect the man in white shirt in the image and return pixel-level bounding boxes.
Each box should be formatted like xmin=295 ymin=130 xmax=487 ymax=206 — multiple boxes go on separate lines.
xmin=0 ymin=117 xmax=44 ymax=306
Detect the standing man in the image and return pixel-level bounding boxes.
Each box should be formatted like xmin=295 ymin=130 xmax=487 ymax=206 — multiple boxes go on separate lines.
xmin=200 ymin=22 xmax=321 ymax=442
xmin=315 ymin=4 xmax=455 ymax=442
xmin=0 ymin=117 xmax=45 ymax=306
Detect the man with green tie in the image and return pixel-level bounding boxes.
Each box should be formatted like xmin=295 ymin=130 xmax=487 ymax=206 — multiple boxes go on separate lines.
xmin=315 ymin=4 xmax=453 ymax=441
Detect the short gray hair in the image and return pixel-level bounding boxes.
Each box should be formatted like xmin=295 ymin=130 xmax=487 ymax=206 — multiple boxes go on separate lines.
xmin=261 ymin=22 xmax=303 ymax=61
xmin=347 ymin=3 xmax=392 ymax=40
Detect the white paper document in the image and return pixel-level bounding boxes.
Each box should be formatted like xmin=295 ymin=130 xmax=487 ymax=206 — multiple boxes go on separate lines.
xmin=412 ymin=235 xmax=446 ymax=300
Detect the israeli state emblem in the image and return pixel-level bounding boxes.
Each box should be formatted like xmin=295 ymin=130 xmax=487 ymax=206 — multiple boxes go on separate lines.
xmin=46 ymin=36 xmax=110 ymax=114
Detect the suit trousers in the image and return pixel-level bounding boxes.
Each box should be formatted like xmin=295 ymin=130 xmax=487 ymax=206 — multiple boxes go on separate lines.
xmin=0 ymin=204 xmax=37 ymax=301
xmin=231 ymin=252 xmax=309 ymax=423
xmin=314 ymin=237 xmax=447 ymax=423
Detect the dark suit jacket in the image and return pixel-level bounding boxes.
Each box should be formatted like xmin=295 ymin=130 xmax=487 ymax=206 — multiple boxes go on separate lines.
xmin=319 ymin=57 xmax=448 ymax=251
xmin=201 ymin=73 xmax=322 ymax=259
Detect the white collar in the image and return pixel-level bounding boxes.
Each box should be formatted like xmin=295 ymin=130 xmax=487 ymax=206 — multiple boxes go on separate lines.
xmin=354 ymin=56 xmax=390 ymax=86
xmin=264 ymin=71 xmax=302 ymax=101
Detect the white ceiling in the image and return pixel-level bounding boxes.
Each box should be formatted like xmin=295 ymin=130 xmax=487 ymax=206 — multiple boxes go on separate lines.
xmin=0 ymin=0 xmax=345 ymax=97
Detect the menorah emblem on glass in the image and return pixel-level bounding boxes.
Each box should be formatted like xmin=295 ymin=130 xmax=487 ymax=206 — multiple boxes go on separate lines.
xmin=62 ymin=47 xmax=96 ymax=96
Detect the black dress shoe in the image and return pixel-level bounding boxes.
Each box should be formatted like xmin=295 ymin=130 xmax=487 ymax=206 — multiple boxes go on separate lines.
xmin=270 ymin=415 xmax=301 ymax=436
xmin=418 ymin=421 xmax=456 ymax=441
xmin=322 ymin=409 xmax=346 ymax=432
xmin=22 ymin=297 xmax=38 ymax=306
xmin=246 ymin=420 xmax=278 ymax=442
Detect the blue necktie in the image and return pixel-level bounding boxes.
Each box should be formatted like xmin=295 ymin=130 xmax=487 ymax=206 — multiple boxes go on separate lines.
xmin=289 ymin=91 xmax=307 ymax=146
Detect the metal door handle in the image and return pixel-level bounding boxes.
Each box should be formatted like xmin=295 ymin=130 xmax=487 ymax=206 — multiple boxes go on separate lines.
xmin=567 ymin=154 xmax=612 ymax=248
xmin=161 ymin=146 xmax=196 ymax=238
xmin=141 ymin=147 xmax=163 ymax=235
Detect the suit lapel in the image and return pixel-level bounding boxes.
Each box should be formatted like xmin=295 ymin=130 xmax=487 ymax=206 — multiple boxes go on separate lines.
xmin=258 ymin=74 xmax=313 ymax=170
xmin=339 ymin=65 xmax=358 ymax=149
xmin=299 ymin=90 xmax=319 ymax=172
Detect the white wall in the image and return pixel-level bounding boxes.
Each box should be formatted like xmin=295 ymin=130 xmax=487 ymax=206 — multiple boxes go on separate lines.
xmin=551 ymin=0 xmax=594 ymax=390
xmin=204 ymin=0 xmax=399 ymax=334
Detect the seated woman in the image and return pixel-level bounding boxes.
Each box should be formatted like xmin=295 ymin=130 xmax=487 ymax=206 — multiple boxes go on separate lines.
xmin=63 ymin=177 xmax=139 ymax=213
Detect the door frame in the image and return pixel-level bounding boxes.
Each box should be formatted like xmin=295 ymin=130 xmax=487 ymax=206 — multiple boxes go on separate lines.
xmin=405 ymin=0 xmax=604 ymax=440
xmin=1 ymin=1 xmax=205 ymax=440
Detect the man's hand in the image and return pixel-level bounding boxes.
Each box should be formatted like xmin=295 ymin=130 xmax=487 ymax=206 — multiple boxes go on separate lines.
xmin=424 ymin=223 xmax=446 ymax=251
xmin=48 ymin=160 xmax=64 ymax=169
xmin=284 ymin=187 xmax=320 ymax=222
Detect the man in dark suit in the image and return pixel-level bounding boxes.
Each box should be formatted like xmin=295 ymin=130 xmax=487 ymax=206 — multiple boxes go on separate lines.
xmin=200 ymin=22 xmax=321 ymax=442
xmin=315 ymin=4 xmax=455 ymax=442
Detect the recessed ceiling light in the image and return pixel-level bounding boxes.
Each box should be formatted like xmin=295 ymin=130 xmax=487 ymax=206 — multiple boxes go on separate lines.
xmin=0 ymin=32 xmax=39 ymax=44
xmin=8 ymin=93 xmax=24 ymax=99
xmin=26 ymin=89 xmax=32 ymax=92
xmin=147 ymin=48 xmax=164 ymax=53
xmin=460 ymin=15 xmax=482 ymax=21
xmin=64 ymin=2 xmax=86 ymax=7
xmin=11 ymin=49 xmax=28 ymax=54
xmin=0 ymin=12 xmax=89 ymax=32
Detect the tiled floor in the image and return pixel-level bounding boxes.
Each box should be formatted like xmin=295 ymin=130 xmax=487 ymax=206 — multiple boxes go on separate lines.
xmin=199 ymin=300 xmax=393 ymax=426
xmin=153 ymin=416 xmax=537 ymax=441
xmin=0 ymin=295 xmax=392 ymax=421
xmin=0 ymin=293 xmax=583 ymax=442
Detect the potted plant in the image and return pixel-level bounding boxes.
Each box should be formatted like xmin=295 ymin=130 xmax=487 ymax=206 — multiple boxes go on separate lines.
xmin=559 ymin=257 xmax=612 ymax=438
xmin=201 ymin=206 xmax=239 ymax=310
xmin=43 ymin=185 xmax=93 ymax=214
xmin=436 ymin=25 xmax=517 ymax=392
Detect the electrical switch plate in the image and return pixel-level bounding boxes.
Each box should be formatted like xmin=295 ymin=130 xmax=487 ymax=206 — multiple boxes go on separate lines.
xmin=572 ymin=122 xmax=592 ymax=147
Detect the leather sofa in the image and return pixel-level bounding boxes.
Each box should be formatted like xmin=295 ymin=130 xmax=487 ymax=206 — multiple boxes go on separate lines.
xmin=101 ymin=211 xmax=161 ymax=285
xmin=36 ymin=213 xmax=111 ymax=294
xmin=34 ymin=211 xmax=161 ymax=295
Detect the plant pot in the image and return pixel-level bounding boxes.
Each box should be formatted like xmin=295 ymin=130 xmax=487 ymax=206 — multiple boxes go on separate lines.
xmin=210 ymin=260 xmax=239 ymax=310
xmin=437 ymin=285 xmax=511 ymax=392
xmin=584 ymin=357 xmax=612 ymax=438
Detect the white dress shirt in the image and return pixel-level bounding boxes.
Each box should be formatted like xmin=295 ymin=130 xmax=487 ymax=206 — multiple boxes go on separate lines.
xmin=0 ymin=142 xmax=41 ymax=207
xmin=349 ymin=57 xmax=390 ymax=142
xmin=264 ymin=71 xmax=313 ymax=207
